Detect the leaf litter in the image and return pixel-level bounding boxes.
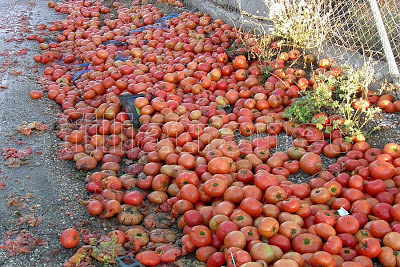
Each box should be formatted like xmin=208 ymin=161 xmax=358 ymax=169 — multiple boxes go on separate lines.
xmin=0 ymin=146 xmax=32 ymax=168
xmin=0 ymin=230 xmax=48 ymax=257
xmin=16 ymin=121 xmax=48 ymax=137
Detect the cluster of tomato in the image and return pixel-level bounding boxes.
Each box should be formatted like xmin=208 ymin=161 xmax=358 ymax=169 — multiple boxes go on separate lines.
xmin=31 ymin=0 xmax=400 ymax=266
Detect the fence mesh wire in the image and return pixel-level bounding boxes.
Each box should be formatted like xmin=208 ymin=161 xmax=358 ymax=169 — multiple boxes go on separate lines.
xmin=326 ymin=0 xmax=400 ymax=76
xmin=180 ymin=0 xmax=400 ymax=80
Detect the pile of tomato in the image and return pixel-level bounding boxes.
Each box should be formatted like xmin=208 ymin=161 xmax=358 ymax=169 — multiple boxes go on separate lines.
xmin=30 ymin=0 xmax=400 ymax=266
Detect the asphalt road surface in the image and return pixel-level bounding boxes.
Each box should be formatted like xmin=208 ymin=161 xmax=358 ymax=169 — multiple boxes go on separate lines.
xmin=0 ymin=0 xmax=104 ymax=266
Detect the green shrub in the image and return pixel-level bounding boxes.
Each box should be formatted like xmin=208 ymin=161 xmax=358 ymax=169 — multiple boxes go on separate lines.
xmin=283 ymin=63 xmax=381 ymax=141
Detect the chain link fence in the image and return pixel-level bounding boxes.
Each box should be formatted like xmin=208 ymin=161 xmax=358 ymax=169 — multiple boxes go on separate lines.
xmin=182 ymin=0 xmax=400 ymax=82
xmin=326 ymin=0 xmax=400 ymax=81
xmin=265 ymin=0 xmax=400 ymax=81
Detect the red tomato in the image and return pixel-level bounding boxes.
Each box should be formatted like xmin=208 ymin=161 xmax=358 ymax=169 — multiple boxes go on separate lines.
xmin=233 ymin=55 xmax=248 ymax=69
xmin=184 ymin=210 xmax=203 ymax=227
xmin=207 ymin=252 xmax=226 ymax=267
xmin=60 ymin=228 xmax=79 ymax=248
xmin=368 ymin=160 xmax=395 ymax=180
xmin=355 ymin=237 xmax=381 ymax=258
xmin=189 ymin=225 xmax=212 ymax=247
xmin=240 ymin=198 xmax=263 ymax=217
xmin=300 ymin=152 xmax=322 ymax=175
xmin=338 ymin=233 xmax=358 ymax=248
xmin=322 ymin=236 xmax=342 ymax=255
xmin=292 ymin=233 xmax=323 ymax=254
xmin=215 ymin=221 xmax=238 ymax=241
xmin=135 ymin=251 xmax=162 ymax=266
xmin=364 ymin=179 xmax=385 ymax=195
xmin=269 ymin=234 xmax=291 ymax=252
xmin=236 ymin=169 xmax=254 ymax=184
xmin=86 ymin=200 xmax=104 ymax=216
xmin=373 ymin=203 xmax=393 ymax=221
xmin=30 ymin=90 xmax=44 ymax=99
xmin=310 ymin=251 xmax=335 ymax=267
xmin=122 ymin=191 xmax=143 ymax=205
xmin=335 ymin=215 xmax=360 ymax=234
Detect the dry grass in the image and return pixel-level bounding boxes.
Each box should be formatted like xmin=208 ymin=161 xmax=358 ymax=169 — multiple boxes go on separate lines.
xmin=268 ymin=0 xmax=332 ymax=51
xmin=379 ymin=81 xmax=400 ymax=98
xmin=230 ymin=0 xmax=332 ymax=62
xmin=228 ymin=0 xmax=282 ymax=63
xmin=232 ymin=25 xmax=280 ymax=63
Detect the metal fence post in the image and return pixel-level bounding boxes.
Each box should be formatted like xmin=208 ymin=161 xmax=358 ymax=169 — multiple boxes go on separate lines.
xmin=367 ymin=0 xmax=400 ymax=84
